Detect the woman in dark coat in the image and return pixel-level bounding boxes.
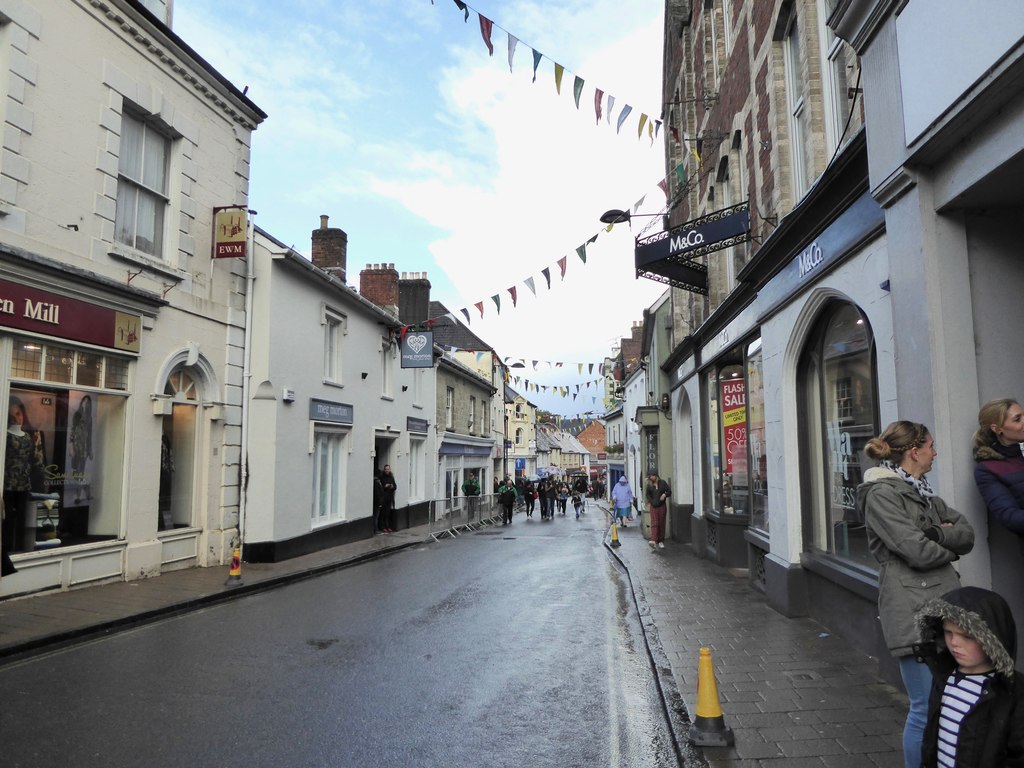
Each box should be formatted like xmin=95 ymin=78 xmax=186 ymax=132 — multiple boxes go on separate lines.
xmin=973 ymin=398 xmax=1024 ymax=550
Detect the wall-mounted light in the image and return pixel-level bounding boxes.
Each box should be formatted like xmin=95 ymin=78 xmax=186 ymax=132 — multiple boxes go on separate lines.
xmin=660 ymin=393 xmax=670 ymax=413
xmin=361 ymin=372 xmax=368 ymax=379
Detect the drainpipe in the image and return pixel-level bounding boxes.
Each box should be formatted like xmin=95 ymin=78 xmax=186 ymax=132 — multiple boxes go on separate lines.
xmin=237 ymin=209 xmax=256 ymax=557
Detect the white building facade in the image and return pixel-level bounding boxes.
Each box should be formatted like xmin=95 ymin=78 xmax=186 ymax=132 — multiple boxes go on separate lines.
xmin=0 ymin=0 xmax=264 ymax=596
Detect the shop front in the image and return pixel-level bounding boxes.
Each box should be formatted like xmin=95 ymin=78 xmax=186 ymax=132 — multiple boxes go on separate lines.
xmin=0 ymin=266 xmax=157 ymax=597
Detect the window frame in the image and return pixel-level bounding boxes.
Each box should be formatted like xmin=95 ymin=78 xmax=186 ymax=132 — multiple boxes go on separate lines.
xmin=311 ymin=425 xmax=349 ymax=526
xmin=322 ymin=306 xmax=347 ymax=385
xmin=114 ymin=108 xmax=171 ymax=260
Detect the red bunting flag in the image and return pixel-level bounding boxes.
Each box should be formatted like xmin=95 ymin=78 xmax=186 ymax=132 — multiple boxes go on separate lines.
xmin=594 ymin=88 xmax=604 ymax=124
xmin=508 ymin=286 xmax=518 ymax=306
xmin=475 ymin=301 xmax=484 ymax=318
xmin=479 ymin=15 xmax=494 ymax=56
xmin=557 ymin=256 xmax=567 ymax=279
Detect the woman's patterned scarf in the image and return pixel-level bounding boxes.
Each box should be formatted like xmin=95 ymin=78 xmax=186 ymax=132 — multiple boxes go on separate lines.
xmin=881 ymin=460 xmax=935 ymax=502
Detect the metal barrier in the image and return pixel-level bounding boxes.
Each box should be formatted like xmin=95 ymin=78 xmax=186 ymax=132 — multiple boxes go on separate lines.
xmin=428 ymin=493 xmax=503 ymax=541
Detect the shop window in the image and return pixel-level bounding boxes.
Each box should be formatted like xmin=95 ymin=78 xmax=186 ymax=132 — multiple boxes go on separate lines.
xmin=312 ymin=428 xmax=348 ymax=524
xmin=747 ymin=339 xmax=770 ymax=531
xmin=703 ymin=337 xmax=767 ymax=521
xmin=408 ymin=436 xmax=425 ymax=501
xmin=799 ymin=302 xmax=877 ymax=565
xmin=4 ymin=339 xmax=130 ymax=554
xmin=114 ymin=109 xmax=170 ymax=259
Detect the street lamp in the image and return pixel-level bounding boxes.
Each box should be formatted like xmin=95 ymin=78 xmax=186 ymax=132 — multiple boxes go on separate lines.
xmin=599 ymin=209 xmax=666 ymax=225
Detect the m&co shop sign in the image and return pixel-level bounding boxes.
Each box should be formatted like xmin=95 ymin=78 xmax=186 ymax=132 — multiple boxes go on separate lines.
xmin=721 ymin=379 xmax=747 ymax=475
xmin=0 ymin=278 xmax=141 ymax=353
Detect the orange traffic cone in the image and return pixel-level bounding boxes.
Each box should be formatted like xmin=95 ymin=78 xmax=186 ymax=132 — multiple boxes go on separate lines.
xmin=225 ymin=546 xmax=243 ymax=587
xmin=609 ymin=519 xmax=621 ymax=548
xmin=689 ymin=647 xmax=734 ymax=747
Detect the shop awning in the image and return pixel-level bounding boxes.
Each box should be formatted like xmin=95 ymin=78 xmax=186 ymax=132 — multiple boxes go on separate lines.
xmin=635 ymin=202 xmax=751 ymax=294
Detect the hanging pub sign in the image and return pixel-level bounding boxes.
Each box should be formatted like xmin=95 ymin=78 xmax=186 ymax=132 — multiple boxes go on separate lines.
xmin=635 ymin=201 xmax=751 ymax=294
xmin=212 ymin=206 xmax=247 ymax=259
xmin=401 ymin=330 xmax=434 ymax=368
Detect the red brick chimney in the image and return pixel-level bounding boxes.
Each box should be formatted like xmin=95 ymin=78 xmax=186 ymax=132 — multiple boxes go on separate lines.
xmin=311 ymin=214 xmax=347 ymax=281
xmin=359 ymin=263 xmax=399 ymax=315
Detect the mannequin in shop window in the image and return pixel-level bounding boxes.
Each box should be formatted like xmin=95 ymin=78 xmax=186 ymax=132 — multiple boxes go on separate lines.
xmin=70 ymin=395 xmax=92 ymax=503
xmin=4 ymin=396 xmax=45 ymax=554
xmin=158 ymin=434 xmax=173 ymax=530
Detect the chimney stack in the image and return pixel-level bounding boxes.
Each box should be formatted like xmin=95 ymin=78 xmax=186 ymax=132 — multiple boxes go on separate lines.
xmin=399 ymin=271 xmax=432 ymax=325
xmin=311 ymin=214 xmax=347 ymax=282
xmin=359 ymin=263 xmax=399 ymax=316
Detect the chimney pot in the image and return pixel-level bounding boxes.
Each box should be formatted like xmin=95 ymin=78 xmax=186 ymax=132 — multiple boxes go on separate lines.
xmin=319 ymin=214 xmax=329 ymax=229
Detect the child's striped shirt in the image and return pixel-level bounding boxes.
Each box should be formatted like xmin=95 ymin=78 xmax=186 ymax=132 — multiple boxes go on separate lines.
xmin=936 ymin=671 xmax=993 ymax=767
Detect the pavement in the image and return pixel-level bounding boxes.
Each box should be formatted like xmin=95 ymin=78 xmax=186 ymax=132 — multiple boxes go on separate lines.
xmin=0 ymin=502 xmax=908 ymax=767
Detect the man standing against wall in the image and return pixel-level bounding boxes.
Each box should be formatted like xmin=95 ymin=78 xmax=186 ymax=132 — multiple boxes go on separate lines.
xmin=645 ymin=472 xmax=671 ymax=550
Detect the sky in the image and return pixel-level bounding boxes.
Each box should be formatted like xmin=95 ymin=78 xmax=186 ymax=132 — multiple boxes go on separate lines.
xmin=173 ymin=0 xmax=670 ymax=416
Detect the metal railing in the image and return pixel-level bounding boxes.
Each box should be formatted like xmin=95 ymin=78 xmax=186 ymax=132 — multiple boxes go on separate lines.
xmin=428 ymin=493 xmax=504 ymax=541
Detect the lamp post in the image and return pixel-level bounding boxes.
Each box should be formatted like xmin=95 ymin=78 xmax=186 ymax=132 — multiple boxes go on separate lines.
xmin=599 ymin=209 xmax=666 ymax=226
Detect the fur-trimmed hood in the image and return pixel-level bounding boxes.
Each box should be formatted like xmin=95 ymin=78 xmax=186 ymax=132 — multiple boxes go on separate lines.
xmin=916 ymin=586 xmax=1018 ymax=678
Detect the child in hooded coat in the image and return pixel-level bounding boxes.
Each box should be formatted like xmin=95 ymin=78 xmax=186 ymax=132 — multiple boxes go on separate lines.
xmin=914 ymin=586 xmax=1024 ymax=767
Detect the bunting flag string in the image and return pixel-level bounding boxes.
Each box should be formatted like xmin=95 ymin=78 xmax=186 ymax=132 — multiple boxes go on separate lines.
xmin=444 ymin=156 xmax=710 ymax=325
xmin=433 ymin=0 xmax=662 ymax=147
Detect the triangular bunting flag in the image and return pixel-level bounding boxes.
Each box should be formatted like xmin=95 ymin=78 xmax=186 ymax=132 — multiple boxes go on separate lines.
xmin=475 ymin=301 xmax=484 ymax=318
xmin=508 ymin=286 xmax=518 ymax=307
xmin=491 ymin=294 xmax=500 ymax=313
xmin=460 ymin=308 xmax=471 ymax=325
xmin=557 ymin=256 xmax=567 ymax=279
xmin=525 ymin=276 xmax=537 ymax=296
xmin=576 ymin=244 xmax=587 ymax=263
xmin=578 ymin=363 xmax=583 ymax=375
xmin=507 ymin=34 xmax=518 ymax=71
xmin=606 ymin=95 xmax=615 ymax=124
xmin=478 ymin=15 xmax=494 ymax=56
xmin=541 ymin=267 xmax=551 ymax=289
xmin=453 ymin=0 xmax=469 ymax=22
xmin=476 ymin=351 xmax=485 ymax=362
xmin=532 ymin=49 xmax=542 ymax=82
xmin=554 ymin=63 xmax=564 ymax=94
xmin=594 ymin=88 xmax=603 ymax=124
xmin=589 ymin=363 xmax=594 ymax=374
xmin=637 ymin=113 xmax=648 ymax=139
xmin=616 ymin=105 xmax=633 ymax=134
xmin=573 ymin=76 xmax=584 ymax=109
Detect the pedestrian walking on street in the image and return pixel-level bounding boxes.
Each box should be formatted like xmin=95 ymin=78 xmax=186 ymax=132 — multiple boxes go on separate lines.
xmin=379 ymin=464 xmax=398 ymax=533
xmin=610 ymin=476 xmax=633 ymax=528
xmin=498 ymin=476 xmax=517 ymax=525
xmin=544 ymin=478 xmax=557 ymax=520
xmin=857 ymin=421 xmax=975 ymax=768
xmin=915 ymin=586 xmax=1024 ymax=767
xmin=523 ymin=479 xmax=536 ymax=517
xmin=557 ymin=482 xmax=569 ymax=515
xmin=972 ymin=398 xmax=1024 ymax=550
xmin=645 ymin=472 xmax=671 ymax=549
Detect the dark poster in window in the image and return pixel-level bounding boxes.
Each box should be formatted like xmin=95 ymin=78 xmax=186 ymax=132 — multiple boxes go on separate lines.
xmin=645 ymin=428 xmax=659 ymax=476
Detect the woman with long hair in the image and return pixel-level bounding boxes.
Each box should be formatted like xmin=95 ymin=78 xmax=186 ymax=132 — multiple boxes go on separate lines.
xmin=857 ymin=420 xmax=975 ymax=768
xmin=973 ymin=398 xmax=1024 ymax=548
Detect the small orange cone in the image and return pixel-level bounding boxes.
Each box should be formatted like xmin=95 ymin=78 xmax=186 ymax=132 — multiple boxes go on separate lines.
xmin=689 ymin=647 xmax=734 ymax=747
xmin=225 ymin=546 xmax=243 ymax=587
xmin=609 ymin=518 xmax=621 ymax=548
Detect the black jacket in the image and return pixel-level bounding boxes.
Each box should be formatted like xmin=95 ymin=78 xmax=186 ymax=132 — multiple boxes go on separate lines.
xmin=915 ymin=587 xmax=1024 ymax=767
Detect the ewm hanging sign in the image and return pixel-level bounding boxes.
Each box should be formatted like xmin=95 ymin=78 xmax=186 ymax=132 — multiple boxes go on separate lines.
xmin=212 ymin=206 xmax=247 ymax=259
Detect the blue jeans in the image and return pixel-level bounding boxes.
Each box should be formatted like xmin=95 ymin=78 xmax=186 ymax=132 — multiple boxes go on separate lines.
xmin=898 ymin=655 xmax=932 ymax=768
